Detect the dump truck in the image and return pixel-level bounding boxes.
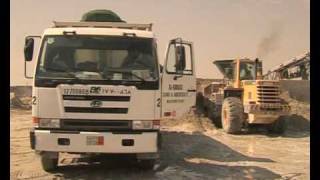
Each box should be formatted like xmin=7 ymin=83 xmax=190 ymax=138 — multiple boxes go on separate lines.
xmin=24 ymin=10 xmax=196 ymax=171
xmin=202 ymin=58 xmax=290 ymax=134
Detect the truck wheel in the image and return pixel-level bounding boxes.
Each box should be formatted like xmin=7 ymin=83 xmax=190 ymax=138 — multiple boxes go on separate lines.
xmin=139 ymin=159 xmax=155 ymax=170
xmin=221 ymin=97 xmax=244 ymax=134
xmin=268 ymin=116 xmax=286 ymax=134
xmin=41 ymin=152 xmax=58 ymax=172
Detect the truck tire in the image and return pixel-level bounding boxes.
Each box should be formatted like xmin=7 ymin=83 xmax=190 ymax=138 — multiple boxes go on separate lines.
xmin=221 ymin=97 xmax=244 ymax=134
xmin=268 ymin=116 xmax=286 ymax=134
xmin=41 ymin=153 xmax=58 ymax=172
xmin=139 ymin=159 xmax=155 ymax=170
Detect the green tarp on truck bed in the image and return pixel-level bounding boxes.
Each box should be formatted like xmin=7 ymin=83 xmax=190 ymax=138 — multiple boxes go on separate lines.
xmin=81 ymin=9 xmax=125 ymax=22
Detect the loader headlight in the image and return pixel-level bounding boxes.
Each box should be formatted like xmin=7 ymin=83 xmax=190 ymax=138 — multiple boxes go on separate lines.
xmin=39 ymin=119 xmax=60 ymax=128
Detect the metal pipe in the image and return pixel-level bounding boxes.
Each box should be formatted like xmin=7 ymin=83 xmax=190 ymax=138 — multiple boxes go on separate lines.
xmin=255 ymin=58 xmax=259 ymax=80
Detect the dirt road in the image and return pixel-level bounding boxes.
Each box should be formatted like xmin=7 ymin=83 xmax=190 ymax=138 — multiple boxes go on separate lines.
xmin=10 ymin=109 xmax=309 ymax=180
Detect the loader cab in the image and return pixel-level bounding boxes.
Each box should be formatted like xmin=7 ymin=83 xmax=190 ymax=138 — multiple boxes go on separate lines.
xmin=213 ymin=59 xmax=263 ymax=88
xmin=237 ymin=59 xmax=263 ymax=81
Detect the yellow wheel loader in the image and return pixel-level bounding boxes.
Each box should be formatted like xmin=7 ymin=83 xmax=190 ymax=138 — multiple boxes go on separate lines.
xmin=212 ymin=58 xmax=290 ymax=134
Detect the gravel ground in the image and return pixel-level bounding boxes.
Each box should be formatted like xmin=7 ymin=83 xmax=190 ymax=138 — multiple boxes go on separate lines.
xmin=10 ymin=109 xmax=309 ymax=180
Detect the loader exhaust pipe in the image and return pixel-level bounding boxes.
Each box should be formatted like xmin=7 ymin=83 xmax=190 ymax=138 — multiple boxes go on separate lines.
xmin=255 ymin=58 xmax=259 ymax=80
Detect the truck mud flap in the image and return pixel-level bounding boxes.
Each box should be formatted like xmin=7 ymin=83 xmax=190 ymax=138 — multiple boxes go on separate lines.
xmin=157 ymin=132 xmax=162 ymax=149
xmin=30 ymin=130 xmax=35 ymax=149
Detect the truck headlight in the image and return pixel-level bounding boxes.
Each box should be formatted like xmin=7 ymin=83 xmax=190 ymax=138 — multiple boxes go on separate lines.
xmin=132 ymin=120 xmax=160 ymax=130
xmin=132 ymin=120 xmax=152 ymax=130
xmin=39 ymin=119 xmax=60 ymax=128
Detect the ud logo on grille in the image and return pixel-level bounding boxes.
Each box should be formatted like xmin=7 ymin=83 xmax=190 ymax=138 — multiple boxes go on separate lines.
xmin=90 ymin=87 xmax=102 ymax=94
xmin=90 ymin=100 xmax=102 ymax=107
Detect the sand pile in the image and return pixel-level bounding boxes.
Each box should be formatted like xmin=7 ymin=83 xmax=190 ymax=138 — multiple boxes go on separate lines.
xmin=281 ymin=91 xmax=310 ymax=131
xmin=161 ymin=112 xmax=216 ymax=134
xmin=281 ymin=91 xmax=310 ymax=120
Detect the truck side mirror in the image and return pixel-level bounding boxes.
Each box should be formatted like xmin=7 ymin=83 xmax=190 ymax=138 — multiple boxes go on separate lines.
xmin=175 ymin=45 xmax=186 ymax=72
xmin=24 ymin=38 xmax=34 ymax=61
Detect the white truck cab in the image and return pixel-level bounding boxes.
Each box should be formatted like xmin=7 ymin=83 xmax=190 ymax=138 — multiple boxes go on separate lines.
xmin=24 ymin=20 xmax=196 ymax=171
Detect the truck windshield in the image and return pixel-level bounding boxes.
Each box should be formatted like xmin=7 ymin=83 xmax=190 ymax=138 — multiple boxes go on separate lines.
xmin=36 ymin=36 xmax=158 ymax=81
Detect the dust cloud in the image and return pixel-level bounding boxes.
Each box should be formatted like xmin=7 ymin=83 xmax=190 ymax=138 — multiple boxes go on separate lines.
xmin=257 ymin=22 xmax=283 ymax=58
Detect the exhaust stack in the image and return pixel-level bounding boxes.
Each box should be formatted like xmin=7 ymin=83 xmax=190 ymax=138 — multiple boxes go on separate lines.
xmin=255 ymin=58 xmax=259 ymax=80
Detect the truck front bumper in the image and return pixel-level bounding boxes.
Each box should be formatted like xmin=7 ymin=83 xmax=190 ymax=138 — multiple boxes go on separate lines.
xmin=244 ymin=104 xmax=290 ymax=115
xmin=30 ymin=129 xmax=159 ymax=154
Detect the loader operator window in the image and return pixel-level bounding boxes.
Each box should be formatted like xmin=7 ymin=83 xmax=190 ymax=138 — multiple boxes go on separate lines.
xmin=36 ymin=36 xmax=159 ymax=82
xmin=239 ymin=62 xmax=255 ymax=80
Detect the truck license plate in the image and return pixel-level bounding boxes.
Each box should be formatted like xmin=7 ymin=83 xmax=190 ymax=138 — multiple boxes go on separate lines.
xmin=86 ymin=136 xmax=104 ymax=145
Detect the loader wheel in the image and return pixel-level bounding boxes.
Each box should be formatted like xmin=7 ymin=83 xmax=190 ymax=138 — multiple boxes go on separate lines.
xmin=207 ymin=102 xmax=215 ymax=119
xmin=205 ymin=101 xmax=222 ymax=128
xmin=211 ymin=104 xmax=222 ymax=128
xmin=268 ymin=116 xmax=286 ymax=134
xmin=213 ymin=115 xmax=222 ymax=128
xmin=41 ymin=152 xmax=58 ymax=172
xmin=196 ymin=92 xmax=205 ymax=114
xmin=221 ymin=97 xmax=244 ymax=134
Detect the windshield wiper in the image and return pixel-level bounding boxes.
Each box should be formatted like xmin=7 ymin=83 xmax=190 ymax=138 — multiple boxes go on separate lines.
xmin=44 ymin=67 xmax=81 ymax=80
xmin=106 ymin=70 xmax=146 ymax=82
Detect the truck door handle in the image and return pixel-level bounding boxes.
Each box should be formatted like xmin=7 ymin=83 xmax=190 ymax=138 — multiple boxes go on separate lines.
xmin=187 ymin=89 xmax=196 ymax=92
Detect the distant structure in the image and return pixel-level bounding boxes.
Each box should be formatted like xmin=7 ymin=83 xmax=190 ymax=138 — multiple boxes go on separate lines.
xmin=264 ymin=52 xmax=310 ymax=80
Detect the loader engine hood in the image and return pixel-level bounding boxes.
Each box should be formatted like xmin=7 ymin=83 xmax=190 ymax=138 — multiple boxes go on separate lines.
xmin=213 ymin=60 xmax=234 ymax=79
xmin=242 ymin=79 xmax=281 ymax=105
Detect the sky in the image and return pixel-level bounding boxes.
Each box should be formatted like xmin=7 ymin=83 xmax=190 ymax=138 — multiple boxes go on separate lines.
xmin=10 ymin=0 xmax=310 ymax=85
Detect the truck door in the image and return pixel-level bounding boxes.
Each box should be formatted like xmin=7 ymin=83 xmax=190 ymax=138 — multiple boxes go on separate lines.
xmin=161 ymin=38 xmax=196 ymax=118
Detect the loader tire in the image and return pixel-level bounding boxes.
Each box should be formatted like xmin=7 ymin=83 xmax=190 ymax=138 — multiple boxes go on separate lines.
xmin=268 ymin=116 xmax=286 ymax=134
xmin=196 ymin=92 xmax=205 ymax=114
xmin=213 ymin=115 xmax=222 ymax=128
xmin=207 ymin=101 xmax=215 ymax=119
xmin=221 ymin=97 xmax=244 ymax=134
xmin=210 ymin=104 xmax=222 ymax=128
xmin=41 ymin=153 xmax=58 ymax=172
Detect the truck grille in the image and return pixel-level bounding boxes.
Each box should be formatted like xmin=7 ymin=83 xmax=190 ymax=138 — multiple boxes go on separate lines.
xmin=60 ymin=119 xmax=131 ymax=131
xmin=62 ymin=95 xmax=130 ymax=114
xmin=257 ymin=83 xmax=280 ymax=104
xmin=64 ymin=107 xmax=128 ymax=114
